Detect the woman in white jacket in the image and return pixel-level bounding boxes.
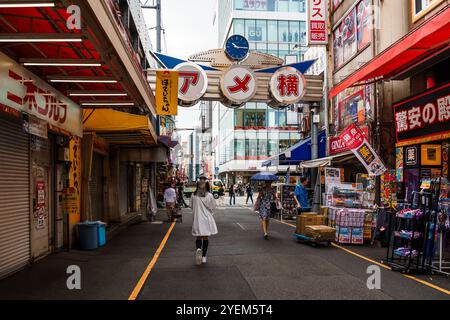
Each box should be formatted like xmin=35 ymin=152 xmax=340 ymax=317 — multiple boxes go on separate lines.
xmin=190 ymin=175 xmax=218 ymax=265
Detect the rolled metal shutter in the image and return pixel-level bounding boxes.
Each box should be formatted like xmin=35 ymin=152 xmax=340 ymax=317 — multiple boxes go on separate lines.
xmin=0 ymin=116 xmax=30 ymax=279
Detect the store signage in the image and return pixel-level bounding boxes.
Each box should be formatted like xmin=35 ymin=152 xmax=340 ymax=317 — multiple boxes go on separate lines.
xmin=23 ymin=114 xmax=48 ymax=139
xmin=0 ymin=52 xmax=82 ymax=137
xmin=421 ymin=144 xmax=442 ymax=166
xmin=405 ymin=146 xmax=418 ymax=166
xmin=156 ymin=70 xmax=179 ymax=115
xmin=339 ymin=123 xmax=387 ymax=176
xmin=220 ymin=65 xmax=257 ymax=107
xmin=241 ymin=0 xmax=268 ymax=11
xmin=269 ymin=67 xmax=306 ymax=106
xmin=173 ymin=62 xmax=208 ymax=107
xmin=394 ymin=83 xmax=450 ymax=146
xmin=307 ymin=0 xmax=328 ymax=45
xmin=330 ymin=125 xmax=369 ymax=155
xmin=412 ymin=0 xmax=445 ymax=22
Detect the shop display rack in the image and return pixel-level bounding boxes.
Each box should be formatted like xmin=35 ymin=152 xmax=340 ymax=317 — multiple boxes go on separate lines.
xmin=385 ymin=188 xmax=439 ymax=274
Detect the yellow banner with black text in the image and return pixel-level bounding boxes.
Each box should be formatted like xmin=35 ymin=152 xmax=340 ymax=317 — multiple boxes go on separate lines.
xmin=156 ymin=70 xmax=179 ymax=116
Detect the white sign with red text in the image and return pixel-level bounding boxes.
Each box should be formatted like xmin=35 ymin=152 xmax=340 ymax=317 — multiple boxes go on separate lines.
xmin=307 ymin=0 xmax=328 ymax=45
xmin=269 ymin=67 xmax=306 ymax=106
xmin=220 ymin=65 xmax=257 ymax=106
xmin=174 ymin=62 xmax=208 ymax=107
xmin=0 ymin=52 xmax=82 ymax=137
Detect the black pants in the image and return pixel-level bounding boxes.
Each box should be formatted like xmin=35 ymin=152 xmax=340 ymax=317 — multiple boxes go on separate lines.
xmin=246 ymin=194 xmax=253 ymax=204
xmin=229 ymin=194 xmax=236 ymax=205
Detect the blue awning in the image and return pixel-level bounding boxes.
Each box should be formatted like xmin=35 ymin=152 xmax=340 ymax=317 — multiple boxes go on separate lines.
xmin=262 ymin=130 xmax=326 ymax=167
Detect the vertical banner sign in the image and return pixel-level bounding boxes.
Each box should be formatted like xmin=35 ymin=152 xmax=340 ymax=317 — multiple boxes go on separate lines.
xmin=339 ymin=124 xmax=387 ymax=176
xmin=156 ymin=70 xmax=179 ymax=116
xmin=307 ymin=0 xmax=328 ymax=45
xmin=35 ymin=181 xmax=46 ymax=230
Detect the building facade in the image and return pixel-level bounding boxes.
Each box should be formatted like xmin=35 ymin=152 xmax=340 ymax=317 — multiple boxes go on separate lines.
xmin=327 ymin=0 xmax=450 ymax=201
xmin=215 ymin=0 xmax=309 ymax=185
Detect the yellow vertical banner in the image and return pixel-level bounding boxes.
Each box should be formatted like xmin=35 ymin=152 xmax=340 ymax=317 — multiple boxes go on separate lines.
xmin=69 ymin=136 xmax=81 ymax=225
xmin=156 ymin=70 xmax=179 ymax=116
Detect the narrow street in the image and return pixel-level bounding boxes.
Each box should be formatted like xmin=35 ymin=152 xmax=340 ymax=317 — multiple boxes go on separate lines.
xmin=1 ymin=198 xmax=449 ymax=300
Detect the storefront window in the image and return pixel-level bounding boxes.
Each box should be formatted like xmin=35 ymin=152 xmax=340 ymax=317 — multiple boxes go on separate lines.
xmin=234 ymin=19 xmax=245 ymax=36
xmin=246 ymin=139 xmax=258 ymax=158
xmin=235 ymin=139 xmax=245 ymax=159
xmin=289 ymin=21 xmax=300 ymax=43
xmin=279 ymin=21 xmax=289 ymax=42
xmin=256 ymin=20 xmax=267 ymax=42
xmin=258 ymin=139 xmax=268 ymax=157
xmin=245 ymin=19 xmax=256 ymax=40
xmin=268 ymin=20 xmax=278 ymax=42
xmin=268 ymin=140 xmax=279 ymax=156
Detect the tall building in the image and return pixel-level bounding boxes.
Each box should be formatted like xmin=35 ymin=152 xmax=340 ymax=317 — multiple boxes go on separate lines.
xmin=214 ymin=0 xmax=308 ymax=185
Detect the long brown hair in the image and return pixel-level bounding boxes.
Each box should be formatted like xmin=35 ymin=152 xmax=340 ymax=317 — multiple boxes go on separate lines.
xmin=194 ymin=181 xmax=211 ymax=196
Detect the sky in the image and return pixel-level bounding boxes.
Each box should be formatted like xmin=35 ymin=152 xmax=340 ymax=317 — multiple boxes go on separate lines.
xmin=142 ymin=0 xmax=218 ymax=141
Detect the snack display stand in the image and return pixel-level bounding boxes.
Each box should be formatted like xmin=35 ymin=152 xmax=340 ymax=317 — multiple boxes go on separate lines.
xmin=325 ymin=182 xmax=377 ymax=245
xmin=280 ymin=184 xmax=297 ymax=220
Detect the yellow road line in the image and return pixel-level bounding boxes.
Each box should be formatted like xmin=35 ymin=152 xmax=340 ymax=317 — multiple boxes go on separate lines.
xmin=330 ymin=243 xmax=391 ymax=270
xmin=272 ymin=218 xmax=450 ymax=296
xmin=403 ymin=274 xmax=450 ymax=296
xmin=128 ymin=221 xmax=176 ymax=300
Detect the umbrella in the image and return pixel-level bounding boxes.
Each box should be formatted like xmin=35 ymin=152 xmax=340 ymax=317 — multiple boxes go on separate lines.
xmin=250 ymin=172 xmax=279 ymax=181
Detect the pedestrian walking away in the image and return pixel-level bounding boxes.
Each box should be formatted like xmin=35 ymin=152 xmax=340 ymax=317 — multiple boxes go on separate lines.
xmin=253 ymin=181 xmax=279 ymax=240
xmin=190 ymin=175 xmax=218 ymax=265
xmin=163 ymin=183 xmax=177 ymax=222
xmin=246 ymin=184 xmax=254 ymax=204
xmin=229 ymin=184 xmax=236 ymax=206
xmin=177 ymin=185 xmax=188 ymax=208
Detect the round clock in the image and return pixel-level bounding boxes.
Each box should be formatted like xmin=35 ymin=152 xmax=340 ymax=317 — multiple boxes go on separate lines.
xmin=225 ymin=35 xmax=249 ymax=61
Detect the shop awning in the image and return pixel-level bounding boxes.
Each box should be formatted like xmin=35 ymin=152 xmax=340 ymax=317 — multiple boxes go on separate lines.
xmin=262 ymin=130 xmax=326 ymax=167
xmin=299 ymin=151 xmax=354 ymax=168
xmin=158 ymin=135 xmax=180 ymax=149
xmin=83 ymin=109 xmax=157 ymax=145
xmin=330 ymin=5 xmax=450 ymax=99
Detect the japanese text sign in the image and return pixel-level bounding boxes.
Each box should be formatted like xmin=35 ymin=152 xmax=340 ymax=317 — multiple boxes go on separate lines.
xmin=339 ymin=123 xmax=386 ymax=176
xmin=0 ymin=52 xmax=82 ymax=137
xmin=156 ymin=70 xmax=179 ymax=115
xmin=173 ymin=62 xmax=207 ymax=107
xmin=307 ymin=0 xmax=328 ymax=45
xmin=394 ymin=83 xmax=450 ymax=145
xmin=269 ymin=67 xmax=306 ymax=105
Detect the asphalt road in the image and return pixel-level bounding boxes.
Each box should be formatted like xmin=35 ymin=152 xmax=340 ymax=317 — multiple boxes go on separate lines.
xmin=0 ymin=199 xmax=449 ymax=300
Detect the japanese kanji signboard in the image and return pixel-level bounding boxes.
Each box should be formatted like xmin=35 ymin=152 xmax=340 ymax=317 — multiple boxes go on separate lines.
xmin=173 ymin=62 xmax=208 ymax=107
xmin=0 ymin=52 xmax=82 ymax=137
xmin=394 ymin=83 xmax=450 ymax=146
xmin=220 ymin=65 xmax=257 ymax=107
xmin=156 ymin=70 xmax=179 ymax=115
xmin=269 ymin=67 xmax=306 ymax=108
xmin=307 ymin=0 xmax=328 ymax=45
xmin=339 ymin=123 xmax=387 ymax=176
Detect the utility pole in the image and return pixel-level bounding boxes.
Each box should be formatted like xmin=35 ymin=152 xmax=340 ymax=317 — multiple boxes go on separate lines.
xmin=142 ymin=0 xmax=162 ymax=53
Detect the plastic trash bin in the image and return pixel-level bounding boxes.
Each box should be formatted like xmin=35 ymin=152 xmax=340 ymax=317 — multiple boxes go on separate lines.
xmin=97 ymin=222 xmax=106 ymax=247
xmin=77 ymin=221 xmax=98 ymax=250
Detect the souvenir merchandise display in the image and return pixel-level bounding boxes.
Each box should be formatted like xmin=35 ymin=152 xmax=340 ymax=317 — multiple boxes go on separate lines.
xmin=326 ymin=184 xmax=377 ymax=245
xmin=280 ymin=184 xmax=297 ymax=219
xmin=431 ymin=178 xmax=450 ymax=275
xmin=385 ymin=178 xmax=443 ymax=274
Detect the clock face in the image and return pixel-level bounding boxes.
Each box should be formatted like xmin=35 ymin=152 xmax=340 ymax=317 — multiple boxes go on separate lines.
xmin=225 ymin=35 xmax=249 ymax=61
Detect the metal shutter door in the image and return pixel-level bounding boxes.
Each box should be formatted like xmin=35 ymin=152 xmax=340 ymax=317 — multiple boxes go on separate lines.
xmin=0 ymin=116 xmax=30 ymax=279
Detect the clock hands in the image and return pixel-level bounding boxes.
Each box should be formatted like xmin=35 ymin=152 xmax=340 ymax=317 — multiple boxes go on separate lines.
xmin=232 ymin=43 xmax=248 ymax=50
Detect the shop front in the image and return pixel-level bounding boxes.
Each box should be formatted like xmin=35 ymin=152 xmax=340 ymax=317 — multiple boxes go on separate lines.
xmin=394 ymin=82 xmax=450 ymax=201
xmin=0 ymin=52 xmax=82 ymax=278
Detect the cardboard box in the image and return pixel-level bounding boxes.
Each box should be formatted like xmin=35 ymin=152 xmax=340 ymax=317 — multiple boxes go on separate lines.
xmin=320 ymin=206 xmax=329 ymax=217
xmin=304 ymin=225 xmax=336 ymax=241
xmin=296 ymin=213 xmax=325 ymax=235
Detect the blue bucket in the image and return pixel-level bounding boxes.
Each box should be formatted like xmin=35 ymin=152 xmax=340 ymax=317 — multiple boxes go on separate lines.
xmin=77 ymin=222 xmax=98 ymax=250
xmin=97 ymin=222 xmax=107 ymax=247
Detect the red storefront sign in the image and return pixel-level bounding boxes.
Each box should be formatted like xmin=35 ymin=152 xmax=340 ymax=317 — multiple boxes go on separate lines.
xmin=307 ymin=0 xmax=328 ymax=45
xmin=330 ymin=125 xmax=369 ymax=155
xmin=394 ymin=82 xmax=450 ymax=146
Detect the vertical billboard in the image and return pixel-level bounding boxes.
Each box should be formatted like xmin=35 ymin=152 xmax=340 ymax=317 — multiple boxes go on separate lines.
xmin=307 ymin=0 xmax=328 ymax=45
